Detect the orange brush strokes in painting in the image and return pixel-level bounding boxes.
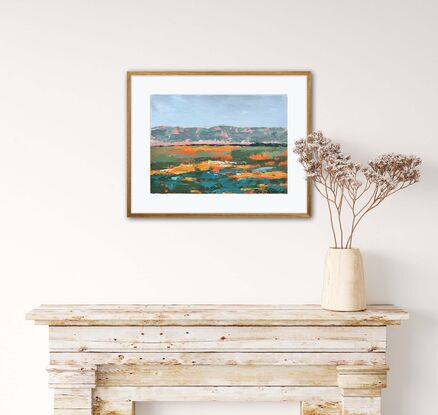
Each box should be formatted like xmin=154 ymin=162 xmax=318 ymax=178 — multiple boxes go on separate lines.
xmin=151 ymin=160 xmax=262 ymax=176
xmin=237 ymin=164 xmax=259 ymax=169
xmin=213 ymin=154 xmax=233 ymax=161
xmin=249 ymin=153 xmax=270 ymax=161
xmin=195 ymin=160 xmax=231 ymax=172
xmin=153 ymin=164 xmax=196 ymax=175
xmin=151 ymin=160 xmax=230 ymax=176
xmin=150 ymin=164 xmax=194 ymax=176
xmin=279 ymin=160 xmax=287 ymax=166
xmin=231 ymin=171 xmax=288 ymax=180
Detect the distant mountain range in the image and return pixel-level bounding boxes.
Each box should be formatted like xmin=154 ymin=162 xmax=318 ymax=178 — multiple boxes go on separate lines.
xmin=151 ymin=126 xmax=287 ymax=146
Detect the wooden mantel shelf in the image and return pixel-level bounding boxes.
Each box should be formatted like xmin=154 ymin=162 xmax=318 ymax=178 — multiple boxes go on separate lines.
xmin=27 ymin=304 xmax=408 ymax=415
xmin=27 ymin=304 xmax=408 ymax=326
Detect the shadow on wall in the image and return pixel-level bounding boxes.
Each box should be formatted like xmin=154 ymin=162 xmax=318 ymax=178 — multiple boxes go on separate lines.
xmin=364 ymin=248 xmax=437 ymax=414
xmin=363 ymin=250 xmax=392 ymax=304
xmin=384 ymin=310 xmax=437 ymax=414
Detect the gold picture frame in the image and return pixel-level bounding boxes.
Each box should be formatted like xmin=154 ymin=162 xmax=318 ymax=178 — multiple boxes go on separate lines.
xmin=127 ymin=71 xmax=312 ymax=218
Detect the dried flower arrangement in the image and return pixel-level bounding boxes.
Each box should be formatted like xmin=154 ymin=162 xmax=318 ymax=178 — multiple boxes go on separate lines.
xmin=294 ymin=131 xmax=421 ymax=248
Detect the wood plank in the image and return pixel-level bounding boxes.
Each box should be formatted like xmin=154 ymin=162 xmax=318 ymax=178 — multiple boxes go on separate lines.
xmin=338 ymin=374 xmax=387 ymax=390
xmin=54 ymin=388 xmax=92 ymax=409
xmin=50 ymin=352 xmax=386 ymax=367
xmin=93 ymin=399 xmax=134 ymax=415
xmin=49 ymin=326 xmax=386 ymax=353
xmin=93 ymin=386 xmax=341 ymax=402
xmin=337 ymin=365 xmax=388 ymax=391
xmin=301 ymin=401 xmax=341 ymax=415
xmin=27 ymin=304 xmax=409 ymax=326
xmin=48 ymin=365 xmax=96 ymax=389
xmin=342 ymin=389 xmax=381 ymax=397
xmin=95 ymin=364 xmax=337 ymax=387
xmin=342 ymin=396 xmax=381 ymax=415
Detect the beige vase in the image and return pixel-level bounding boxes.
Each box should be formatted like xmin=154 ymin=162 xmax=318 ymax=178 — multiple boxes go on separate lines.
xmin=322 ymin=248 xmax=366 ymax=311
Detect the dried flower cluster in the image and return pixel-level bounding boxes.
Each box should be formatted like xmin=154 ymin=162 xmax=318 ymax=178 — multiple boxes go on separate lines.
xmin=294 ymin=131 xmax=421 ymax=248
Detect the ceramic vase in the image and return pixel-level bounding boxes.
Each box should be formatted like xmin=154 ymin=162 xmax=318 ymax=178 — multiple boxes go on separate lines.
xmin=322 ymin=248 xmax=366 ymax=311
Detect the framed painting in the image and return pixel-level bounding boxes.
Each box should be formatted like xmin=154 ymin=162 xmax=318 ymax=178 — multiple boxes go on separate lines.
xmin=127 ymin=71 xmax=312 ymax=217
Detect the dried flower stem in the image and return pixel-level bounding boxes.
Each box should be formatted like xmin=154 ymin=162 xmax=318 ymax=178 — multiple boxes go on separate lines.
xmin=294 ymin=132 xmax=421 ymax=248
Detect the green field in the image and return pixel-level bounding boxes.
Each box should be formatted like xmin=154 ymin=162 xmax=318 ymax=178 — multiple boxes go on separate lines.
xmin=150 ymin=145 xmax=288 ymax=194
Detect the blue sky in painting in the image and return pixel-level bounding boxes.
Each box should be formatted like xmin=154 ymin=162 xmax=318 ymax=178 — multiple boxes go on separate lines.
xmin=150 ymin=95 xmax=287 ymax=128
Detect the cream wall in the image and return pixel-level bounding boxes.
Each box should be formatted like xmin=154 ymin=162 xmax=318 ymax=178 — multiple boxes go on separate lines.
xmin=0 ymin=0 xmax=437 ymax=414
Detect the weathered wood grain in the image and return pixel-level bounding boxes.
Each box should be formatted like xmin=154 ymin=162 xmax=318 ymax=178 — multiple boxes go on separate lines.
xmin=301 ymin=400 xmax=341 ymax=415
xmin=27 ymin=304 xmax=409 ymax=326
xmin=93 ymin=386 xmax=341 ymax=402
xmin=50 ymin=352 xmax=386 ymax=367
xmin=95 ymin=364 xmax=337 ymax=387
xmin=48 ymin=365 xmax=96 ymax=389
xmin=342 ymin=396 xmax=381 ymax=415
xmin=54 ymin=410 xmax=92 ymax=415
xmin=342 ymin=389 xmax=381 ymax=397
xmin=54 ymin=388 xmax=92 ymax=409
xmin=337 ymin=365 xmax=388 ymax=392
xmin=93 ymin=399 xmax=134 ymax=415
xmin=26 ymin=304 xmax=407 ymax=415
xmin=49 ymin=326 xmax=386 ymax=353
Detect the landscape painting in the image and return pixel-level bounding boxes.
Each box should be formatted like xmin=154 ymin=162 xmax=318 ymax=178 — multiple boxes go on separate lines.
xmin=150 ymin=95 xmax=288 ymax=194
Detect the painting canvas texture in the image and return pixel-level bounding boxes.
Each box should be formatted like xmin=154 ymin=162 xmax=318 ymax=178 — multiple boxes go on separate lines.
xmin=150 ymin=95 xmax=288 ymax=194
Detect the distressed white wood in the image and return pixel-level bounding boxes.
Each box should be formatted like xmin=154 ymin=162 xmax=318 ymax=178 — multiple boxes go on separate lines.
xmin=50 ymin=352 xmax=386 ymax=367
xmin=49 ymin=326 xmax=386 ymax=353
xmin=341 ymin=389 xmax=381 ymax=397
xmin=48 ymin=365 xmax=96 ymax=389
xmin=27 ymin=304 xmax=409 ymax=326
xmin=301 ymin=400 xmax=341 ymax=415
xmin=96 ymin=364 xmax=337 ymax=387
xmin=93 ymin=386 xmax=341 ymax=402
xmin=53 ymin=388 xmax=93 ymax=415
xmin=337 ymin=365 xmax=387 ymax=414
xmin=337 ymin=365 xmax=388 ymax=393
xmin=93 ymin=399 xmax=134 ymax=415
xmin=26 ymin=304 xmax=407 ymax=415
xmin=342 ymin=396 xmax=381 ymax=415
xmin=54 ymin=388 xmax=92 ymax=409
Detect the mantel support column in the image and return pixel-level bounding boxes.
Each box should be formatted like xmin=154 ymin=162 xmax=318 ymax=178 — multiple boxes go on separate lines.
xmin=337 ymin=365 xmax=388 ymax=415
xmin=48 ymin=365 xmax=96 ymax=415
